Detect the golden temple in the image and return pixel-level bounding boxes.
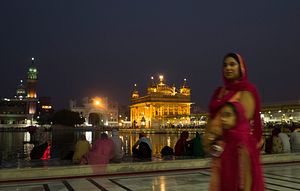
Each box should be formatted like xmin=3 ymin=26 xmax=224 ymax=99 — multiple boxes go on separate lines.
xmin=130 ymin=75 xmax=192 ymax=128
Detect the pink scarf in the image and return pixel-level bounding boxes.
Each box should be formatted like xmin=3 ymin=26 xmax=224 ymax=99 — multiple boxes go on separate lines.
xmin=220 ymin=102 xmax=264 ymax=191
xmin=208 ymin=53 xmax=263 ymax=143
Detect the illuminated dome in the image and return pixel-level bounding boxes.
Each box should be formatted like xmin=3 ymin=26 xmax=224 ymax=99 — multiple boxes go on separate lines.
xmin=131 ymin=84 xmax=139 ymax=99
xmin=16 ymin=80 xmax=26 ymax=99
xmin=148 ymin=75 xmax=174 ymax=95
xmin=179 ymin=78 xmax=190 ymax=96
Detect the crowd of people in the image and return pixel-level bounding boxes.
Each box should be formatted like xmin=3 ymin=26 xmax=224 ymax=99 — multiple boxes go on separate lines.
xmin=27 ymin=52 xmax=300 ymax=190
xmin=75 ymin=131 xmax=125 ymax=165
xmin=265 ymin=123 xmax=300 ymax=154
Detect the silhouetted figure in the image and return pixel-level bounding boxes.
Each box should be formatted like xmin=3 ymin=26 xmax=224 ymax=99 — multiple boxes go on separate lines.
xmin=111 ymin=129 xmax=124 ymax=162
xmin=191 ymin=132 xmax=205 ymax=158
xmin=30 ymin=142 xmax=48 ymax=160
xmin=30 ymin=139 xmax=51 ymax=160
xmin=289 ymin=123 xmax=300 ymax=152
xmin=174 ymin=131 xmax=191 ymax=156
xmin=161 ymin=146 xmax=174 ymax=160
xmin=272 ymin=128 xmax=283 ymax=153
xmin=132 ymin=133 xmax=152 ymax=161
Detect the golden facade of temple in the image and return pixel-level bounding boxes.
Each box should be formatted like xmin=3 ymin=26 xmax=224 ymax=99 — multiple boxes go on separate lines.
xmin=130 ymin=75 xmax=192 ymax=128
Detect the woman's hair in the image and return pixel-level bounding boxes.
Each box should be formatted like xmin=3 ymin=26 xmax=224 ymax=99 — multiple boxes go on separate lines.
xmin=100 ymin=133 xmax=108 ymax=139
xmin=223 ymin=53 xmax=240 ymax=64
xmin=79 ymin=134 xmax=86 ymax=140
xmin=224 ymin=102 xmax=237 ymax=115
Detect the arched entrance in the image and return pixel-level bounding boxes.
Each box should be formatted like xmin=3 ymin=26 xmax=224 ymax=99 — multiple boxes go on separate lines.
xmin=88 ymin=113 xmax=104 ymax=126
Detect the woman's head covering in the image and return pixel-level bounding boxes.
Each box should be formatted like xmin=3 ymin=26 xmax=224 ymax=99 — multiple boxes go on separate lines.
xmin=79 ymin=134 xmax=86 ymax=140
xmin=209 ymin=53 xmax=262 ymax=142
xmin=222 ymin=53 xmax=248 ymax=90
xmin=100 ymin=133 xmax=108 ymax=139
xmin=180 ymin=131 xmax=189 ymax=139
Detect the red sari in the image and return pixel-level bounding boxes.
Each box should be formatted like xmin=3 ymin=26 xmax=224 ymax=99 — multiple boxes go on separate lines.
xmin=205 ymin=53 xmax=264 ymax=190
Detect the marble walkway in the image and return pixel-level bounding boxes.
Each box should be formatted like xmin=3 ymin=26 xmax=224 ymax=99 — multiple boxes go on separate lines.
xmin=0 ymin=163 xmax=300 ymax=191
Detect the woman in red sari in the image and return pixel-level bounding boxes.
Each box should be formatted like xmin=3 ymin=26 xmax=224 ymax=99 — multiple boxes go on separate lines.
xmin=203 ymin=53 xmax=264 ymax=191
xmin=220 ymin=102 xmax=264 ymax=191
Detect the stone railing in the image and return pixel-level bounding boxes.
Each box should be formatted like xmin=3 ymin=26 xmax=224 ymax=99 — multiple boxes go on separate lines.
xmin=0 ymin=153 xmax=299 ymax=183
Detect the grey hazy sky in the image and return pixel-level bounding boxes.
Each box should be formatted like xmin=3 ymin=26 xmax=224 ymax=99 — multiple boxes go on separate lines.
xmin=1 ymin=1 xmax=300 ymax=110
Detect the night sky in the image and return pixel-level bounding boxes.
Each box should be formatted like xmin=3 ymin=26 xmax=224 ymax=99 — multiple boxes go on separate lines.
xmin=1 ymin=1 xmax=300 ymax=110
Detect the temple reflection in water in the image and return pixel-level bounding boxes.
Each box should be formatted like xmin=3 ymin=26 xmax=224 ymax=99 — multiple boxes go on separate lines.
xmin=130 ymin=75 xmax=192 ymax=128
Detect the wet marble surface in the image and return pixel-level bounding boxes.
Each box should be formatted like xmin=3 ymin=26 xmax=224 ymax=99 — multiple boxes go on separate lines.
xmin=0 ymin=163 xmax=300 ymax=191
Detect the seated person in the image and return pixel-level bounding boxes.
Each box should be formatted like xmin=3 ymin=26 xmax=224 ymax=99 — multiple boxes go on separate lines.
xmin=81 ymin=133 xmax=115 ymax=165
xmin=111 ymin=129 xmax=124 ymax=162
xmin=290 ymin=124 xmax=300 ymax=153
xmin=161 ymin=146 xmax=174 ymax=160
xmin=174 ymin=131 xmax=191 ymax=156
xmin=132 ymin=133 xmax=152 ymax=160
xmin=72 ymin=134 xmax=91 ymax=164
xmin=191 ymin=132 xmax=205 ymax=158
xmin=30 ymin=139 xmax=51 ymax=160
xmin=272 ymin=128 xmax=283 ymax=153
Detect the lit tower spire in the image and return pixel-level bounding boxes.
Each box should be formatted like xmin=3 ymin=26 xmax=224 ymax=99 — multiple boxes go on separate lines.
xmin=159 ymin=75 xmax=164 ymax=85
xmin=180 ymin=78 xmax=190 ymax=96
xmin=26 ymin=57 xmax=38 ymax=116
xmin=27 ymin=57 xmax=38 ymax=98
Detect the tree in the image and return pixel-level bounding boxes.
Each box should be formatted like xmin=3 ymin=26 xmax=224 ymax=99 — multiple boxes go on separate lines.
xmin=50 ymin=109 xmax=84 ymax=126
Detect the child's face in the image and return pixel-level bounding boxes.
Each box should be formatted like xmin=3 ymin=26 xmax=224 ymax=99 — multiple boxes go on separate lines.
xmin=220 ymin=105 xmax=237 ymax=129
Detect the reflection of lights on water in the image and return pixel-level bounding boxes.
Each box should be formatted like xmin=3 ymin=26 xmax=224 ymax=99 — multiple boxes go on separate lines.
xmin=125 ymin=139 xmax=129 ymax=154
xmin=24 ymin=132 xmax=30 ymax=142
xmin=167 ymin=136 xmax=171 ymax=147
xmin=85 ymin=131 xmax=92 ymax=143
xmin=159 ymin=176 xmax=166 ymax=191
xmin=24 ymin=132 xmax=33 ymax=159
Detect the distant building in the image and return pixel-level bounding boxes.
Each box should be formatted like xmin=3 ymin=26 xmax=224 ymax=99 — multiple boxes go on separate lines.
xmin=118 ymin=105 xmax=131 ymax=127
xmin=130 ymin=75 xmax=192 ymax=128
xmin=261 ymin=100 xmax=300 ymax=124
xmin=0 ymin=98 xmax=28 ymax=125
xmin=36 ymin=97 xmax=54 ymax=124
xmin=189 ymin=100 xmax=300 ymax=126
xmin=0 ymin=58 xmax=53 ymax=126
xmin=70 ymin=97 xmax=118 ymax=126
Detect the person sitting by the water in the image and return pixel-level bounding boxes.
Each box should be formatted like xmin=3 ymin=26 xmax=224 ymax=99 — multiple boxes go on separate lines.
xmin=174 ymin=131 xmax=191 ymax=156
xmin=272 ymin=128 xmax=283 ymax=153
xmin=81 ymin=133 xmax=115 ymax=165
xmin=72 ymin=134 xmax=91 ymax=164
xmin=289 ymin=123 xmax=300 ymax=153
xmin=161 ymin=146 xmax=174 ymax=160
xmin=111 ymin=129 xmax=124 ymax=163
xmin=30 ymin=139 xmax=51 ymax=160
xmin=132 ymin=132 xmax=152 ymax=160
xmin=191 ymin=132 xmax=205 ymax=158
xmin=278 ymin=128 xmax=291 ymax=153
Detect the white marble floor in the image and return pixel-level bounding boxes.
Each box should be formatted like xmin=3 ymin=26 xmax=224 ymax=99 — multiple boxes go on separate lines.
xmin=1 ymin=163 xmax=300 ymax=191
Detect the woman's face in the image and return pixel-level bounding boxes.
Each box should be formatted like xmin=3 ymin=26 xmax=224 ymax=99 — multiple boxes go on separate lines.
xmin=223 ymin=57 xmax=241 ymax=80
xmin=220 ymin=105 xmax=237 ymax=129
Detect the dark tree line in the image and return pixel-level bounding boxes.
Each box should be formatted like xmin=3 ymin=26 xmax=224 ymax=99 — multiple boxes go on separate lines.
xmin=38 ymin=109 xmax=84 ymax=126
